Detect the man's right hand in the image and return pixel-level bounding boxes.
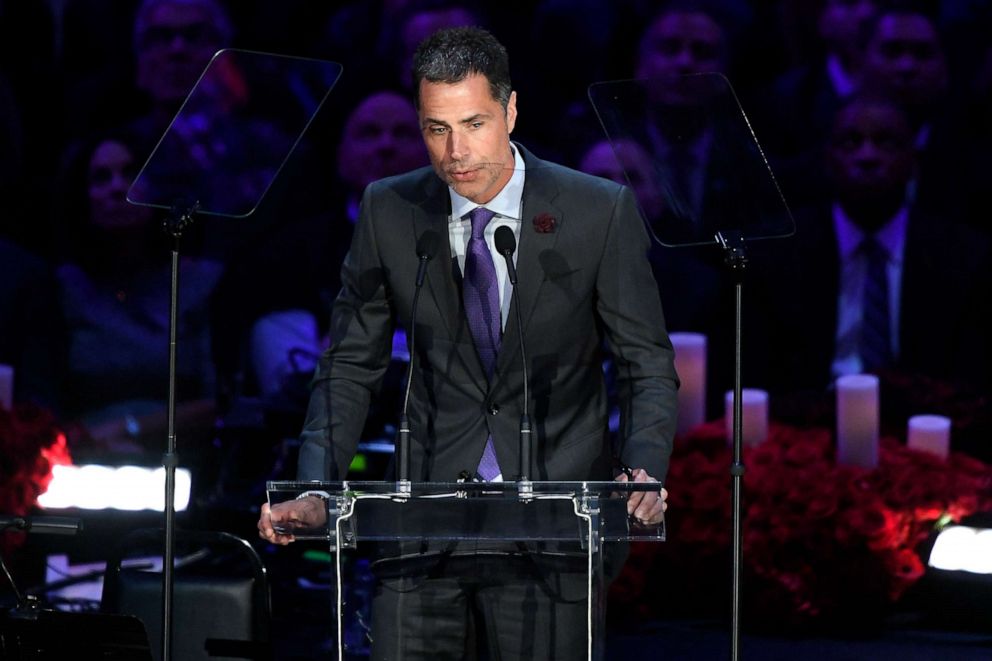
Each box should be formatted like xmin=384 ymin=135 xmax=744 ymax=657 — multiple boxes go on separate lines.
xmin=257 ymin=496 xmax=328 ymax=545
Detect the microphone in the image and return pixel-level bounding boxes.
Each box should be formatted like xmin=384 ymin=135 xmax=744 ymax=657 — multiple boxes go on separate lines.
xmin=0 ymin=516 xmax=82 ymax=610
xmin=0 ymin=515 xmax=83 ymax=535
xmin=494 ymin=226 xmax=531 ymax=482
xmin=398 ymin=230 xmax=439 ymax=486
xmin=414 ymin=230 xmax=438 ymax=287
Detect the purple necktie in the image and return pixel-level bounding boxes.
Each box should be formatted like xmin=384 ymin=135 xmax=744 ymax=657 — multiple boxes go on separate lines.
xmin=463 ymin=207 xmax=501 ymax=480
xmin=860 ymin=236 xmax=892 ymax=372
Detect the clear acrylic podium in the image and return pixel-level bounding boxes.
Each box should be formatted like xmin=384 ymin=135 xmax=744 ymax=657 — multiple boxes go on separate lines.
xmin=267 ymin=480 xmax=665 ymax=660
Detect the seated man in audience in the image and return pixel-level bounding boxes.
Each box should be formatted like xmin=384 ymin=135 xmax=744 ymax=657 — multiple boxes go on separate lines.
xmin=751 ymin=92 xmax=992 ymax=437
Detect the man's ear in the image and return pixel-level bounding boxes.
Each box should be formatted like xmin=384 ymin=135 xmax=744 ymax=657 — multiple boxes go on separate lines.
xmin=506 ymin=90 xmax=518 ymax=134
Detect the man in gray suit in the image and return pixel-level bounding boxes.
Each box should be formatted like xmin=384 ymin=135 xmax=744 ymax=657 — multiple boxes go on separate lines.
xmin=259 ymin=26 xmax=677 ymax=659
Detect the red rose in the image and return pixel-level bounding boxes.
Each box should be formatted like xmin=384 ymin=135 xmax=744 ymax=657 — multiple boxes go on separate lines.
xmin=532 ymin=212 xmax=556 ymax=233
xmin=883 ymin=548 xmax=926 ymax=599
xmin=838 ymin=501 xmax=905 ymax=550
xmin=0 ymin=404 xmax=70 ymax=557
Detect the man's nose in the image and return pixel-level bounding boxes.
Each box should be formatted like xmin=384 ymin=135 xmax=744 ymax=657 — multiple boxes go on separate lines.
xmin=110 ymin=171 xmax=131 ymax=194
xmin=853 ymin=142 xmax=883 ymax=167
xmin=449 ymin=131 xmax=468 ymax=161
xmin=373 ymin=132 xmax=396 ymax=154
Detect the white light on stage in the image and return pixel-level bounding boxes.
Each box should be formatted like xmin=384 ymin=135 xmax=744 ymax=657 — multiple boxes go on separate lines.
xmin=928 ymin=525 xmax=992 ymax=574
xmin=37 ymin=464 xmax=191 ymax=511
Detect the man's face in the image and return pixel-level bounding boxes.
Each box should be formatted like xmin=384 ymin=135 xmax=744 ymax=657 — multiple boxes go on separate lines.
xmin=827 ymin=101 xmax=915 ymax=203
xmin=418 ymin=73 xmax=517 ymax=204
xmin=337 ymin=91 xmax=426 ymax=191
xmin=636 ymin=11 xmax=725 ymax=107
xmin=88 ymin=140 xmax=153 ymax=230
xmin=636 ymin=11 xmax=724 ymax=80
xmin=863 ymin=14 xmax=948 ymax=107
xmin=136 ymin=2 xmax=225 ymax=108
xmin=819 ymin=0 xmax=878 ymax=52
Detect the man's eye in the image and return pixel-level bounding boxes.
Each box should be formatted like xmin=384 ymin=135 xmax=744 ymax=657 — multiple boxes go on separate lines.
xmin=470 ymin=121 xmax=483 ymax=129
xmin=429 ymin=126 xmax=448 ymax=135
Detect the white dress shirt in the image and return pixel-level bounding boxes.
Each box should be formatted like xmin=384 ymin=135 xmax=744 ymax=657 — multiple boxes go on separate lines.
xmin=831 ymin=203 xmax=907 ymax=378
xmin=447 ymin=143 xmax=525 ymax=331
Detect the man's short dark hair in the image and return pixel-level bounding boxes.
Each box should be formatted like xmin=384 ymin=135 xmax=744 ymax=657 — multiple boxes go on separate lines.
xmin=412 ymin=26 xmax=512 ymax=110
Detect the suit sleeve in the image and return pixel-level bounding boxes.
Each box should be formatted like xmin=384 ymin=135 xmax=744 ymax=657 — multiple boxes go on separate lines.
xmin=296 ymin=183 xmax=396 ymax=481
xmin=595 ymin=185 xmax=679 ymax=483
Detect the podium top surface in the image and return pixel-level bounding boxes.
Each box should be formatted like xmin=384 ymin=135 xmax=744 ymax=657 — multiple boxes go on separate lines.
xmin=266 ymin=480 xmax=665 ymax=543
xmin=266 ymin=480 xmax=662 ymax=497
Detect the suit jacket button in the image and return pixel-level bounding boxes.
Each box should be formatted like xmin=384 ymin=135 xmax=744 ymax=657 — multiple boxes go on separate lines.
xmin=488 ymin=403 xmax=499 ymax=415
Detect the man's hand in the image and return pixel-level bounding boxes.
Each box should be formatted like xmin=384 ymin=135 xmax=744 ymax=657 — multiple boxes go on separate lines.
xmin=615 ymin=468 xmax=667 ymax=526
xmin=257 ymin=496 xmax=328 ymax=545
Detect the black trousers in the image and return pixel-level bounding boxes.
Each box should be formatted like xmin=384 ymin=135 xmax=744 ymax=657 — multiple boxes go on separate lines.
xmin=368 ymin=550 xmax=589 ymax=660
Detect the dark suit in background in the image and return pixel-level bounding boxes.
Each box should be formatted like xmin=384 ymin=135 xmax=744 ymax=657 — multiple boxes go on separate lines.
xmin=753 ymin=205 xmax=992 ymax=398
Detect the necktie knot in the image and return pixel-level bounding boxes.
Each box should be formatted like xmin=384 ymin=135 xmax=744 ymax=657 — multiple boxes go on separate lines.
xmin=469 ymin=207 xmax=495 ymax=239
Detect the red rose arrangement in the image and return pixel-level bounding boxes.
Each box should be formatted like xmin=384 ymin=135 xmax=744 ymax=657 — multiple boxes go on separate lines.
xmin=609 ymin=418 xmax=992 ymax=633
xmin=0 ymin=402 xmax=72 ymax=556
xmin=532 ymin=212 xmax=556 ymax=233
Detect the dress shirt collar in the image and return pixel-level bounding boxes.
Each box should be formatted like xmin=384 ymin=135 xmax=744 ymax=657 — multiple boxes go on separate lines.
xmin=449 ymin=143 xmax=526 ymax=221
xmin=833 ymin=202 xmax=908 ymax=263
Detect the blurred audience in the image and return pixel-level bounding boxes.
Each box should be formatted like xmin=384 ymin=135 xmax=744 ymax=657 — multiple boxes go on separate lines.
xmin=128 ymin=0 xmax=234 ymax=142
xmin=211 ymin=88 xmax=426 ymax=406
xmin=857 ymin=4 xmax=980 ymax=224
xmin=389 ymin=1 xmax=483 ymax=93
xmin=578 ymin=138 xmax=666 ymax=228
xmin=53 ymin=130 xmax=223 ymax=462
xmin=752 ymin=92 xmax=992 ymax=402
xmin=335 ymin=90 xmax=428 ymax=223
xmin=0 ymin=238 xmax=66 ymax=411
xmin=3 ymin=0 xmax=988 ymax=468
xmin=749 ymin=0 xmax=881 ymax=208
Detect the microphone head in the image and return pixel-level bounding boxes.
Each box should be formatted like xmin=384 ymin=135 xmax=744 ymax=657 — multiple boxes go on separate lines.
xmin=494 ymin=225 xmax=516 ymax=256
xmin=416 ymin=230 xmax=440 ymax=260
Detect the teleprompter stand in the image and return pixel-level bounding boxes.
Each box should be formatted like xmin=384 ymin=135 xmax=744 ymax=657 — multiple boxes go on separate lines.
xmin=589 ymin=72 xmax=795 ymax=660
xmin=127 ymin=49 xmax=342 ymax=661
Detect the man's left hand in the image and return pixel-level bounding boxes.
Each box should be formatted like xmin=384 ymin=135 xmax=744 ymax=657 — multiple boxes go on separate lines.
xmin=615 ymin=468 xmax=667 ymax=526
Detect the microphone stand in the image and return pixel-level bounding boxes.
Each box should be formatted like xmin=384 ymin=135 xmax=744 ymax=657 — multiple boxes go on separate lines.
xmin=159 ymin=201 xmax=197 ymax=661
xmin=494 ymin=227 xmax=531 ymax=491
xmin=0 ymin=519 xmax=29 ymax=612
xmin=397 ymin=232 xmax=437 ymax=494
xmin=715 ymin=230 xmax=748 ymax=661
xmin=1 ymin=515 xmax=84 ymax=614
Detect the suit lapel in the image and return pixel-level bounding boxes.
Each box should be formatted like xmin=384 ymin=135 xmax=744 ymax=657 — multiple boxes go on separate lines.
xmin=495 ymin=149 xmax=563 ymax=380
xmin=414 ymin=173 xmax=489 ymax=392
xmin=412 ymin=149 xmax=565 ymax=391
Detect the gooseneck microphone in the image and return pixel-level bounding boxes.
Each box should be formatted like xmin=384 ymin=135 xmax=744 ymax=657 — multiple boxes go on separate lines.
xmin=398 ymin=230 xmax=439 ymax=486
xmin=494 ymin=225 xmax=531 ymax=482
xmin=1 ymin=515 xmax=83 ymax=608
xmin=0 ymin=515 xmax=82 ymax=535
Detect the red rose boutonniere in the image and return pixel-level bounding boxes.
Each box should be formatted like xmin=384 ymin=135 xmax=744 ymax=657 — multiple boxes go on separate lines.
xmin=533 ymin=212 xmax=556 ymax=233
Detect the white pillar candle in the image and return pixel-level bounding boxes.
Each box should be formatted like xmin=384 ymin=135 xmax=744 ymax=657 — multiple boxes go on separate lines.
xmin=670 ymin=333 xmax=707 ymax=436
xmin=907 ymin=414 xmax=951 ymax=459
xmin=725 ymin=388 xmax=769 ymax=446
xmin=836 ymin=374 xmax=879 ymax=469
xmin=0 ymin=363 xmax=13 ymax=410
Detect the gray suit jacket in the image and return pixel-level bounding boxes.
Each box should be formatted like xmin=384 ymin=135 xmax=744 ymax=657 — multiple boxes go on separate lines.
xmin=296 ymin=145 xmax=678 ymax=484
